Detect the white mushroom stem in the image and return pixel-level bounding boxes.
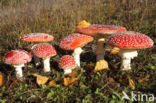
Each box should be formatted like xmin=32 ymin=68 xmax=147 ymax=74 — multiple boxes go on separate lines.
xmin=43 ymin=57 xmax=51 ymax=72
xmin=31 ymin=44 xmax=40 ymax=66
xmin=14 ymin=64 xmax=24 ymax=79
xmin=72 ymin=47 xmax=83 ymax=67
xmin=64 ymin=69 xmax=72 ymax=75
xmin=96 ymin=38 xmax=105 ymax=61
xmin=119 ymin=49 xmax=138 ymax=70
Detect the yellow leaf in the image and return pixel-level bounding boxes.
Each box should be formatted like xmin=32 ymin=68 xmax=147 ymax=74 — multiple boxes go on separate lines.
xmin=0 ymin=73 xmax=3 ymax=87
xmin=49 ymin=79 xmax=57 ymax=87
xmin=33 ymin=73 xmax=49 ymax=85
xmin=68 ymin=72 xmax=77 ymax=77
xmin=77 ymin=20 xmax=91 ymax=27
xmin=111 ymin=47 xmax=120 ymax=54
xmin=138 ymin=78 xmax=149 ymax=83
xmin=129 ymin=79 xmax=135 ymax=90
xmin=64 ymin=78 xmax=78 ymax=86
xmin=94 ymin=60 xmax=109 ymax=72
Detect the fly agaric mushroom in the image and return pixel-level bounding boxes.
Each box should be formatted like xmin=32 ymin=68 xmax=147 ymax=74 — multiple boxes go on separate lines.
xmin=59 ymin=55 xmax=76 ymax=75
xmin=20 ymin=33 xmax=54 ymax=42
xmin=107 ymin=31 xmax=154 ymax=70
xmin=20 ymin=33 xmax=54 ymax=65
xmin=75 ymin=24 xmax=126 ymax=71
xmin=59 ymin=33 xmax=93 ymax=67
xmin=32 ymin=43 xmax=57 ymax=72
xmin=4 ymin=50 xmax=31 ymax=79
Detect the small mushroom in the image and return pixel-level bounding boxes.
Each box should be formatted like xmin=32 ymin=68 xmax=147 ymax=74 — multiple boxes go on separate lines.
xmin=32 ymin=43 xmax=57 ymax=72
xmin=59 ymin=55 xmax=76 ymax=75
xmin=20 ymin=33 xmax=54 ymax=65
xmin=107 ymin=31 xmax=154 ymax=70
xmin=75 ymin=24 xmax=126 ymax=71
xmin=4 ymin=50 xmax=31 ymax=79
xmin=59 ymin=33 xmax=93 ymax=67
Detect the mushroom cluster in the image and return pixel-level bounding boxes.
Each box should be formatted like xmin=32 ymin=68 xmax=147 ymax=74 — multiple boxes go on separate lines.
xmin=3 ymin=20 xmax=154 ymax=81
xmin=20 ymin=33 xmax=54 ymax=65
xmin=59 ymin=33 xmax=93 ymax=67
xmin=75 ymin=24 xmax=127 ymax=71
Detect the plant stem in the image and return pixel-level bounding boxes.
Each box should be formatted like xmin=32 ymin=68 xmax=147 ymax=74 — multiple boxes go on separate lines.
xmin=72 ymin=47 xmax=83 ymax=67
xmin=43 ymin=57 xmax=51 ymax=72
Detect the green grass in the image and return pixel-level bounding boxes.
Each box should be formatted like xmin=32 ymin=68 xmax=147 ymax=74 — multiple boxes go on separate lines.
xmin=0 ymin=0 xmax=156 ymax=102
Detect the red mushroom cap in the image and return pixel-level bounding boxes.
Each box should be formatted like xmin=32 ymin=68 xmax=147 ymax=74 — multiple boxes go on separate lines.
xmin=107 ymin=31 xmax=154 ymax=49
xmin=20 ymin=33 xmax=54 ymax=42
xmin=4 ymin=50 xmax=31 ymax=65
xmin=59 ymin=33 xmax=93 ymax=50
xmin=75 ymin=24 xmax=127 ymax=36
xmin=59 ymin=55 xmax=76 ymax=70
xmin=33 ymin=43 xmax=56 ymax=58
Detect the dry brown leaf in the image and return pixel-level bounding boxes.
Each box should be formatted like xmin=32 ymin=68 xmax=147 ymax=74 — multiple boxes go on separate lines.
xmin=129 ymin=79 xmax=135 ymax=90
xmin=68 ymin=72 xmax=77 ymax=77
xmin=64 ymin=78 xmax=78 ymax=86
xmin=49 ymin=79 xmax=57 ymax=87
xmin=108 ymin=77 xmax=115 ymax=82
xmin=10 ymin=80 xmax=17 ymax=88
xmin=138 ymin=78 xmax=149 ymax=83
xmin=33 ymin=73 xmax=49 ymax=85
xmin=0 ymin=73 xmax=3 ymax=87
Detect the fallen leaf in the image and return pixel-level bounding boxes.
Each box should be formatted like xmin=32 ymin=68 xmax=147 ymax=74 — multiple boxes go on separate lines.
xmin=68 ymin=72 xmax=77 ymax=77
xmin=33 ymin=73 xmax=49 ymax=85
xmin=10 ymin=79 xmax=17 ymax=88
xmin=138 ymin=78 xmax=149 ymax=83
xmin=111 ymin=47 xmax=120 ymax=54
xmin=129 ymin=79 xmax=135 ymax=90
xmin=64 ymin=78 xmax=78 ymax=86
xmin=108 ymin=77 xmax=115 ymax=82
xmin=49 ymin=79 xmax=57 ymax=87
xmin=77 ymin=20 xmax=91 ymax=27
xmin=0 ymin=73 xmax=3 ymax=87
xmin=94 ymin=60 xmax=109 ymax=72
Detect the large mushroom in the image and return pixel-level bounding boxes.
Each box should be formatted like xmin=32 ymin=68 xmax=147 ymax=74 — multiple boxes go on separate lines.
xmin=4 ymin=50 xmax=31 ymax=79
xmin=20 ymin=33 xmax=54 ymax=65
xmin=59 ymin=55 xmax=76 ymax=75
xmin=107 ymin=31 xmax=154 ymax=70
xmin=32 ymin=43 xmax=57 ymax=72
xmin=20 ymin=33 xmax=54 ymax=42
xmin=59 ymin=33 xmax=93 ymax=67
xmin=75 ymin=23 xmax=126 ymax=71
